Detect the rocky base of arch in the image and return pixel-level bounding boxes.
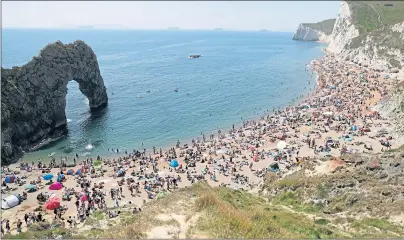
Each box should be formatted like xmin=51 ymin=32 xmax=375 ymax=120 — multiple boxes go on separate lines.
xmin=1 ymin=40 xmax=108 ymax=165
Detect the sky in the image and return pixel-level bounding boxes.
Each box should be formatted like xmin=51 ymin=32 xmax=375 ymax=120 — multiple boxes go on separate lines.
xmin=2 ymin=1 xmax=341 ymax=32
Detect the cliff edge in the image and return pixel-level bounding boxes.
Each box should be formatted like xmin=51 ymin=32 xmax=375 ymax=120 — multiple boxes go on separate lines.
xmin=1 ymin=40 xmax=108 ymax=165
xmin=328 ymin=1 xmax=404 ymax=76
xmin=292 ymin=19 xmax=336 ymax=42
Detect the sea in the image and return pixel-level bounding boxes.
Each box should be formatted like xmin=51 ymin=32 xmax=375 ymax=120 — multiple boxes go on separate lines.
xmin=2 ymin=29 xmax=326 ymax=162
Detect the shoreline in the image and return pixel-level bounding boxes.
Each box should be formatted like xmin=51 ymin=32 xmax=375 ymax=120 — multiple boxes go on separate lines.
xmin=2 ymin=48 xmax=403 ymax=236
xmin=17 ymin=60 xmax=321 ymax=165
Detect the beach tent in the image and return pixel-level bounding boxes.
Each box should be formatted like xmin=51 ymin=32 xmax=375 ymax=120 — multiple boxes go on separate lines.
xmin=201 ymin=168 xmax=208 ymax=175
xmin=24 ymin=184 xmax=36 ymax=190
xmin=75 ymin=169 xmax=82 ymax=175
xmin=43 ymin=174 xmax=54 ymax=181
xmin=169 ymin=159 xmax=179 ymax=168
xmin=1 ymin=195 xmax=20 ymax=210
xmin=4 ymin=175 xmax=15 ymax=184
xmin=216 ymin=149 xmax=226 ymax=155
xmin=276 ymin=141 xmax=287 ymax=150
xmin=268 ymin=162 xmax=280 ymax=171
xmin=44 ymin=197 xmax=60 ymax=210
xmin=117 ymin=169 xmax=125 ymax=177
xmin=67 ymin=169 xmax=75 ymax=175
xmin=49 ymin=182 xmax=63 ymax=190
xmin=56 ymin=174 xmax=64 ymax=183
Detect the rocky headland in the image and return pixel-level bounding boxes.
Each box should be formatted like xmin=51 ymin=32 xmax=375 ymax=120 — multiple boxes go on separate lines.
xmin=1 ymin=40 xmax=108 ymax=165
xmin=294 ymin=0 xmax=404 ymax=146
xmin=292 ymin=19 xmax=336 ymax=42
xmin=327 ymin=1 xmax=404 ymax=77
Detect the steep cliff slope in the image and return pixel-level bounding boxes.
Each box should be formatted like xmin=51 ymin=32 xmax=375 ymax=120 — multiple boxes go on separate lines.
xmin=1 ymin=40 xmax=108 ymax=165
xmin=328 ymin=1 xmax=404 ymax=75
xmin=292 ymin=19 xmax=336 ymax=42
xmin=376 ymin=82 xmax=404 ymax=145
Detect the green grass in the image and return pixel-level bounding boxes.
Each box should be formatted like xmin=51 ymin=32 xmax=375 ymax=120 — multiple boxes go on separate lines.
xmin=3 ymin=226 xmax=73 ymax=239
xmin=92 ymin=210 xmax=106 ymax=220
xmin=347 ymin=1 xmax=404 ymax=53
xmin=315 ymin=218 xmax=329 ymax=225
xmin=351 ymin=218 xmax=404 ymax=237
xmin=194 ymin=186 xmax=340 ymax=238
xmin=349 ymin=1 xmax=404 ymax=33
xmin=302 ymin=19 xmax=336 ymax=35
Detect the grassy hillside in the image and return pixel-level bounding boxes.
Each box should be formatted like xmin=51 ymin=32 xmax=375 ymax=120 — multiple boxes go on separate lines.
xmin=348 ymin=1 xmax=404 ymax=51
xmin=349 ymin=1 xmax=404 ymax=34
xmin=302 ymin=19 xmax=336 ymax=35
xmin=6 ymin=170 xmax=404 ymax=239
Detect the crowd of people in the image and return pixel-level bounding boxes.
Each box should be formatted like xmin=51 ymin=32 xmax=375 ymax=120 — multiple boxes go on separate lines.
xmin=1 ymin=53 xmax=401 ymax=236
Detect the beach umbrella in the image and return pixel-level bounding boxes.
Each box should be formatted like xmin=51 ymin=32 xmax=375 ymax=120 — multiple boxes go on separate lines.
xmin=44 ymin=197 xmax=60 ymax=210
xmin=67 ymin=169 xmax=75 ymax=175
xmin=24 ymin=184 xmax=36 ymax=190
xmin=4 ymin=175 xmax=15 ymax=184
xmin=49 ymin=182 xmax=63 ymax=190
xmin=169 ymin=159 xmax=179 ymax=168
xmin=80 ymin=195 xmax=88 ymax=202
xmin=93 ymin=160 xmax=101 ymax=167
xmin=43 ymin=174 xmax=54 ymax=181
xmin=249 ymin=146 xmax=255 ymax=151
xmin=277 ymin=141 xmax=287 ymax=150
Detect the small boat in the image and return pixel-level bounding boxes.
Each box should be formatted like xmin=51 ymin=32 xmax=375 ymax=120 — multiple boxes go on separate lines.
xmin=146 ymin=91 xmax=151 ymax=93
xmin=189 ymin=55 xmax=201 ymax=59
xmin=174 ymin=88 xmax=179 ymax=92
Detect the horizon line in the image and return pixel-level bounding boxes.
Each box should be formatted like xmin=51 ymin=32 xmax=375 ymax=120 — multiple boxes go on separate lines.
xmin=2 ymin=26 xmax=293 ymax=33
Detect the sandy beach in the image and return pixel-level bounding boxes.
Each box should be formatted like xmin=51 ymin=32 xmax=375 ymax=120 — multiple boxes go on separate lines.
xmin=1 ymin=52 xmax=402 ymax=235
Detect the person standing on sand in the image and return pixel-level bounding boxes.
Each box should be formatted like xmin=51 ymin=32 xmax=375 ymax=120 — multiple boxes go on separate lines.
xmin=5 ymin=220 xmax=10 ymax=234
xmin=1 ymin=221 xmax=4 ymax=236
xmin=16 ymin=219 xmax=22 ymax=233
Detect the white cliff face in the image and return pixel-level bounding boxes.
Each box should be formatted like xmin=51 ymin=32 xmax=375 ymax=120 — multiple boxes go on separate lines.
xmin=293 ymin=24 xmax=321 ymax=41
xmin=292 ymin=24 xmax=332 ymax=43
xmin=327 ymin=1 xmax=359 ymax=53
xmin=328 ymin=1 xmax=404 ymax=76
xmin=376 ymin=84 xmax=404 ymax=145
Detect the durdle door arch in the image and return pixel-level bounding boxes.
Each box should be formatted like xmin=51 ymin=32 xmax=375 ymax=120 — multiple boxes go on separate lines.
xmin=1 ymin=40 xmax=108 ymax=165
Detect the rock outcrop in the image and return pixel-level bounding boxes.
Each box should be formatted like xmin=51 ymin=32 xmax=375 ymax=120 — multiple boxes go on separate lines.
xmin=327 ymin=1 xmax=404 ymax=76
xmin=376 ymin=82 xmax=404 ymax=145
xmin=292 ymin=19 xmax=336 ymax=43
xmin=1 ymin=40 xmax=108 ymax=165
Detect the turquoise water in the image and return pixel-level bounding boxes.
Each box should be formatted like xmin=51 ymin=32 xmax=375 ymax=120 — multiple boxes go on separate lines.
xmin=2 ymin=29 xmax=325 ymax=161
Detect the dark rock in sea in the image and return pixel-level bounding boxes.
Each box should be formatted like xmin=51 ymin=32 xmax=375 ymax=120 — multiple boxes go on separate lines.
xmin=1 ymin=40 xmax=108 ymax=165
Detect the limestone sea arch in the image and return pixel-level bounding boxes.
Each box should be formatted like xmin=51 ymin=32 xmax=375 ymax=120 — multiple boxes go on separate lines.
xmin=1 ymin=40 xmax=108 ymax=165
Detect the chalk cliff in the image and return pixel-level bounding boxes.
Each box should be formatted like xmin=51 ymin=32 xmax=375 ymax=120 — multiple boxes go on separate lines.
xmin=327 ymin=1 xmax=404 ymax=76
xmin=327 ymin=1 xmax=404 ymax=144
xmin=1 ymin=40 xmax=108 ymax=164
xmin=292 ymin=19 xmax=336 ymax=42
xmin=376 ymin=82 xmax=404 ymax=145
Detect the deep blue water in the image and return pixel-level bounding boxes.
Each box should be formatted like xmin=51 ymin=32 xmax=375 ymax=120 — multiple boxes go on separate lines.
xmin=2 ymin=29 xmax=325 ymax=161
